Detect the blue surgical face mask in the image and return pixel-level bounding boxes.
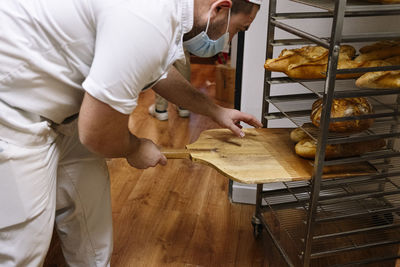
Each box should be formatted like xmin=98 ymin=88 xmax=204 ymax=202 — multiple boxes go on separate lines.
xmin=183 ymin=8 xmax=231 ymax=58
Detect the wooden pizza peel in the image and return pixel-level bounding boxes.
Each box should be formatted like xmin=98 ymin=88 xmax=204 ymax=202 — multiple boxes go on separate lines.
xmin=161 ymin=128 xmax=376 ymax=184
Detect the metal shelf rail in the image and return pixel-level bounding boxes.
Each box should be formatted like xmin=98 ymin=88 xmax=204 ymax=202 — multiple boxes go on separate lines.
xmin=256 ymin=0 xmax=400 ymax=266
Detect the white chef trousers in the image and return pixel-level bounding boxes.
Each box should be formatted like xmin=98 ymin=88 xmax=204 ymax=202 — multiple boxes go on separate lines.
xmin=0 ymin=101 xmax=113 ymax=267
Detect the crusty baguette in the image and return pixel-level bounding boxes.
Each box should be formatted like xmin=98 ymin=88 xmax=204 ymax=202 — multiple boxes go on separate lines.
xmin=355 ymin=41 xmax=400 ymax=63
xmin=359 ymin=41 xmax=400 ymax=54
xmin=341 ymin=45 xmax=357 ymax=59
xmin=264 ymin=46 xmax=328 ymax=73
xmin=355 ymin=56 xmax=400 ymax=89
xmin=285 ymin=62 xmax=327 ymax=79
xmin=295 ymin=138 xmax=386 ymax=159
xmin=385 ymin=55 xmax=400 ymax=65
xmin=356 ymin=70 xmax=400 ymax=89
xmin=285 ymin=59 xmax=363 ymax=79
xmin=264 ymin=45 xmax=357 ymax=79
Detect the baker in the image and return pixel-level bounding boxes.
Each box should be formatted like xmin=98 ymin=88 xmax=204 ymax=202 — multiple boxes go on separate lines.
xmin=0 ymin=0 xmax=262 ymax=266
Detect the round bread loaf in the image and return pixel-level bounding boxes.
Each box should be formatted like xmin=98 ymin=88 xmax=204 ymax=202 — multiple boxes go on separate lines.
xmin=295 ymin=138 xmax=386 ymax=159
xmin=310 ymin=97 xmax=374 ymax=133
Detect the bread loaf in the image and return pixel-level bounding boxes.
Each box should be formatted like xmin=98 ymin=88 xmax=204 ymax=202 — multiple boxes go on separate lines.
xmin=356 ymin=70 xmax=400 ymax=89
xmin=264 ymin=46 xmax=328 ymax=73
xmin=286 ymin=58 xmax=362 ymax=79
xmin=356 ymin=56 xmax=400 ymax=89
xmin=295 ymin=138 xmax=386 ymax=159
xmin=385 ymin=55 xmax=400 ymax=65
xmin=355 ymin=41 xmax=400 ymax=63
xmin=359 ymin=41 xmax=400 ymax=54
xmin=264 ymin=45 xmax=358 ymax=79
xmin=290 ymin=123 xmax=317 ymax=143
xmin=310 ymin=97 xmax=374 ymax=133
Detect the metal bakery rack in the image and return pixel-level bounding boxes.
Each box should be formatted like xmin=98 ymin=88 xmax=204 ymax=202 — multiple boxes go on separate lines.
xmin=253 ymin=0 xmax=400 ymax=266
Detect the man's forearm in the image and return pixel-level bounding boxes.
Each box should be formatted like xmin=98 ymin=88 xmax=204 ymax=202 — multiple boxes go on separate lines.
xmin=79 ymin=93 xmax=167 ymax=168
xmin=153 ymin=66 xmax=221 ymax=118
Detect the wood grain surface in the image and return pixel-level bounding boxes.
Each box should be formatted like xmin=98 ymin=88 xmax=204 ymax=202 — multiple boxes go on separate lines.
xmin=43 ymin=62 xmax=393 ymax=267
xmin=173 ymin=128 xmax=376 ymax=184
xmin=44 ymin=62 xmax=269 ymax=267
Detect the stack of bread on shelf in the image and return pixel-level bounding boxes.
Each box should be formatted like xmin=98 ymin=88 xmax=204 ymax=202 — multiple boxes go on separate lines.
xmin=264 ymin=45 xmax=360 ymax=79
xmin=264 ymin=40 xmax=400 ymax=89
xmin=290 ymin=97 xmax=386 ymax=159
xmin=354 ymin=41 xmax=400 ymax=89
xmin=265 ymin=40 xmax=399 ymax=159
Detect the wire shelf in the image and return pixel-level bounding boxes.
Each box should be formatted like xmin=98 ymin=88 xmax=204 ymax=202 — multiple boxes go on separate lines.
xmin=266 ymin=96 xmax=400 ymax=144
xmin=260 ymin=173 xmax=400 ymax=262
xmin=267 ymin=77 xmax=400 ymax=99
xmin=290 ymin=0 xmax=400 ymax=13
xmin=273 ymin=11 xmax=400 ymax=20
xmin=272 ymin=19 xmax=400 ymax=48
xmin=299 ymin=79 xmax=400 ymax=99
xmin=258 ymin=0 xmax=400 ymax=265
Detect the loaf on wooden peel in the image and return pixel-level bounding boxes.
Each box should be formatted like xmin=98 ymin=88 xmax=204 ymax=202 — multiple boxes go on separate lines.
xmin=295 ymin=138 xmax=386 ymax=159
xmin=310 ymin=97 xmax=374 ymax=133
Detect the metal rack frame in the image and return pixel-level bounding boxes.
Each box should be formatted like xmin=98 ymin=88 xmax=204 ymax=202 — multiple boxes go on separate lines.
xmin=255 ymin=0 xmax=400 ymax=266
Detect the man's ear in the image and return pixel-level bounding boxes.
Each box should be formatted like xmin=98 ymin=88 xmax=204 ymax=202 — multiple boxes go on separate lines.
xmin=209 ymin=0 xmax=232 ymax=20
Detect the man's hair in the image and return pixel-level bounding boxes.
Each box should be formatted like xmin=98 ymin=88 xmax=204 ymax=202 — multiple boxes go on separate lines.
xmin=231 ymin=0 xmax=256 ymax=15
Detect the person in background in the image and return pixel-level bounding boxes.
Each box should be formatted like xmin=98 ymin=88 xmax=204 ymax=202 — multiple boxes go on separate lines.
xmin=148 ymin=49 xmax=191 ymax=120
xmin=0 ymin=0 xmax=262 ymax=266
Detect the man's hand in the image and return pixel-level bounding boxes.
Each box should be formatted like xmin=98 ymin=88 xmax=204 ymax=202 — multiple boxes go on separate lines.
xmin=126 ymin=138 xmax=167 ymax=169
xmin=153 ymin=66 xmax=263 ymax=137
xmin=211 ymin=106 xmax=263 ymax=137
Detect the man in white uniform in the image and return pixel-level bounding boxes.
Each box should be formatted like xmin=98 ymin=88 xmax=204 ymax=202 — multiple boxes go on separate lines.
xmin=0 ymin=0 xmax=262 ymax=266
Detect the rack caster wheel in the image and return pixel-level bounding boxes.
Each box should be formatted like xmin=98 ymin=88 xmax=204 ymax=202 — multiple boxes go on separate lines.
xmin=253 ymin=223 xmax=263 ymax=239
xmin=372 ymin=213 xmax=394 ymax=226
xmin=252 ymin=216 xmax=263 ymax=239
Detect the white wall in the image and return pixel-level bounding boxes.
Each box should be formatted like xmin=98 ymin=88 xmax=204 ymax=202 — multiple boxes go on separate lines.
xmin=240 ymin=1 xmax=268 ymax=124
xmin=240 ymin=0 xmax=400 ymax=127
xmin=233 ymin=0 xmax=400 ymax=204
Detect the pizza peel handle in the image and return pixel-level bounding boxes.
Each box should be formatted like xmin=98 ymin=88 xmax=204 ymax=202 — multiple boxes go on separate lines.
xmin=161 ymin=148 xmax=191 ymax=159
xmin=161 ymin=148 xmax=218 ymax=159
xmin=160 ymin=128 xmax=378 ymax=185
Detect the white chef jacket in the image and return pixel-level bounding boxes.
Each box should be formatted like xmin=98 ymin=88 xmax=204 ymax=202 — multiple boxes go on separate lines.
xmin=0 ymin=0 xmax=193 ymax=124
